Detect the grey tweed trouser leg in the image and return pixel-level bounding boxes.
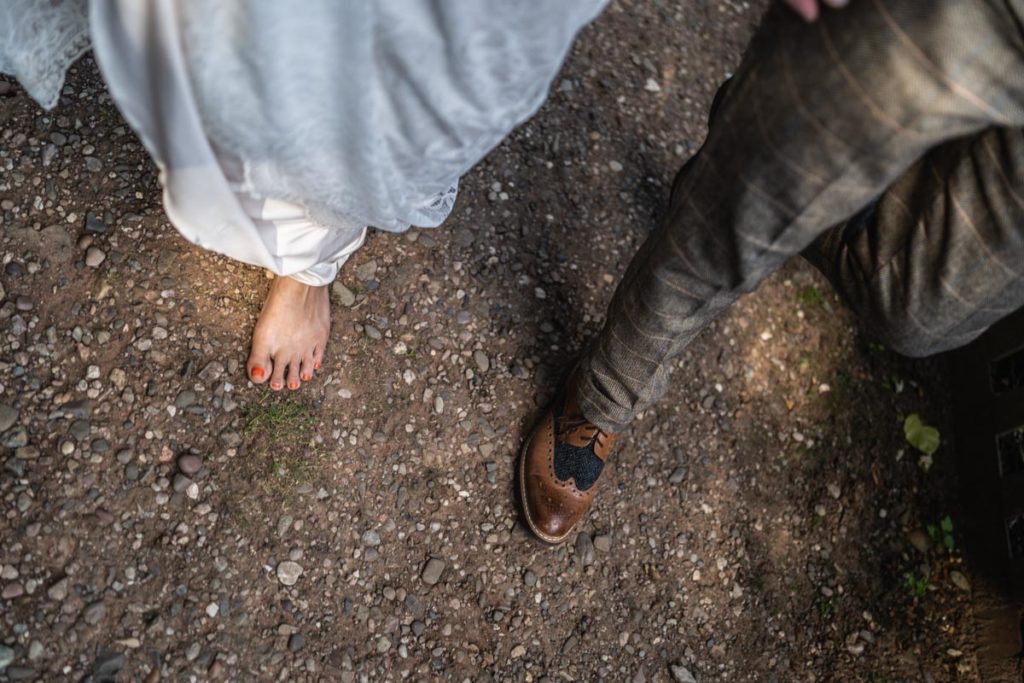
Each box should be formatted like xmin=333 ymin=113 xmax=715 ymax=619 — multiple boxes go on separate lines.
xmin=577 ymin=0 xmax=1024 ymax=434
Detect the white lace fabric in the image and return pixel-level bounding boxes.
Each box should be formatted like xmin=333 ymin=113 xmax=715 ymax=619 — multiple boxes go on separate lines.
xmin=2 ymin=0 xmax=608 ymax=285
xmin=0 ymin=0 xmax=90 ymax=110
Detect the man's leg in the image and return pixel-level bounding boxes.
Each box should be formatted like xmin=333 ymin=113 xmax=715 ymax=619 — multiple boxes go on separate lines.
xmin=519 ymin=0 xmax=1024 ymax=543
xmin=805 ymin=127 xmax=1024 ymax=357
xmin=577 ymin=0 xmax=1024 ymax=433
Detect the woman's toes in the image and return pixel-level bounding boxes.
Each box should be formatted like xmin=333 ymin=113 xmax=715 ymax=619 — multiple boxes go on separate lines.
xmin=312 ymin=345 xmax=324 ymax=372
xmin=269 ymin=356 xmax=287 ymax=391
xmin=286 ymin=361 xmax=302 ymax=391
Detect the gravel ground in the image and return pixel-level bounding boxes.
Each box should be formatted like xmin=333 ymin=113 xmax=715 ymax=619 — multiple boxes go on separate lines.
xmin=0 ymin=2 xmax=980 ymax=681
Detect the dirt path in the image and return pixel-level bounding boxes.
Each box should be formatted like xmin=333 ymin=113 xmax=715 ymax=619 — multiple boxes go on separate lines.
xmin=0 ymin=2 xmax=978 ymax=681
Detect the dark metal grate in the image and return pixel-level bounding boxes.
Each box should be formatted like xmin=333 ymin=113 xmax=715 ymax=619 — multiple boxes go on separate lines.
xmin=997 ymin=426 xmax=1024 ymax=478
xmin=1010 ymin=514 xmax=1024 ymax=561
xmin=952 ymin=306 xmax=1024 ymax=598
xmin=951 ymin=307 xmax=1024 ymax=680
xmin=990 ymin=345 xmax=1024 ymax=395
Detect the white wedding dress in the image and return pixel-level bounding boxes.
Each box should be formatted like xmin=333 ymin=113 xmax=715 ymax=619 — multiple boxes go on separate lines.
xmin=0 ymin=0 xmax=606 ymax=284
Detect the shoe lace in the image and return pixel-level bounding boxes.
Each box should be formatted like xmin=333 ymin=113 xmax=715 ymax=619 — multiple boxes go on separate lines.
xmin=556 ymin=415 xmax=610 ymax=450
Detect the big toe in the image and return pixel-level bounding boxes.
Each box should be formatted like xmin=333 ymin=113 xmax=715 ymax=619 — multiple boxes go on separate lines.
xmin=247 ymin=345 xmax=272 ymax=385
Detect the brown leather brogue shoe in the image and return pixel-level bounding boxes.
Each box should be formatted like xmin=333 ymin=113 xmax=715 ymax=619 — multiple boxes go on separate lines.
xmin=518 ymin=375 xmax=617 ymax=544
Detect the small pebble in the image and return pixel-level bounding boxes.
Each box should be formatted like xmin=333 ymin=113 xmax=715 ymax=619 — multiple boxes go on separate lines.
xmin=421 ymin=557 xmax=446 ymax=585
xmin=177 ymin=454 xmax=203 ymax=475
xmin=575 ymin=532 xmax=595 ymax=567
xmin=85 ymin=247 xmax=106 ymax=268
xmin=473 ymin=350 xmax=490 ymax=372
xmin=0 ymin=404 xmax=18 ymax=432
xmin=277 ymin=561 xmax=303 ymax=586
xmin=82 ymin=601 xmax=107 ymax=625
xmin=950 ymin=570 xmax=971 ymax=592
xmin=331 ymin=281 xmax=356 ymax=306
xmin=670 ymin=664 xmax=697 ymax=683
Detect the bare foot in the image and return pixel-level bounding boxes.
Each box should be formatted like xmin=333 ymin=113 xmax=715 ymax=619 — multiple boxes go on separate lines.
xmin=246 ymin=276 xmax=330 ymax=391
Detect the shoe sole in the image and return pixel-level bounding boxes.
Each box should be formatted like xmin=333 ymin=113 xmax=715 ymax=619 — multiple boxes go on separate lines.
xmin=518 ymin=433 xmax=573 ymax=546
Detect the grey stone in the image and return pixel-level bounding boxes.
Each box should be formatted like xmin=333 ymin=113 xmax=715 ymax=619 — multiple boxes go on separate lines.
xmin=668 ymin=466 xmax=687 ymax=484
xmin=670 ymin=663 xmax=697 ymax=683
xmin=950 ymin=570 xmax=971 ymax=592
xmin=69 ymin=420 xmax=91 ymax=441
xmin=9 ymin=316 xmax=26 ymax=336
xmin=175 ymin=391 xmax=197 ymax=409
xmin=85 ymin=247 xmax=106 ymax=268
xmin=0 ymin=404 xmax=17 ymax=432
xmin=62 ymin=400 xmax=92 ymax=418
xmin=6 ymin=667 xmax=35 ymax=681
xmin=2 ymin=427 xmax=28 ymax=449
xmin=172 ymin=474 xmax=193 ymax=492
xmin=0 ymin=644 xmax=13 ymax=670
xmin=288 ymin=634 xmax=306 ymax=652
xmin=355 ymin=260 xmax=378 ymax=281
xmin=177 ymin=454 xmax=203 ymax=476
xmin=575 ymin=532 xmax=595 ymax=567
xmin=84 ymin=213 xmax=107 ymax=234
xmin=331 ymin=281 xmax=356 ymax=307
xmin=82 ymin=601 xmax=107 ymax=625
xmin=47 ymin=577 xmax=69 ymax=601
xmin=64 ymin=397 xmax=94 ymax=419
xmin=593 ymin=534 xmax=612 ymax=553
xmin=421 ymin=558 xmax=446 ymax=585
xmin=362 ymin=530 xmax=381 ymax=547
xmin=92 ymin=651 xmax=124 ymax=681
xmin=473 ymin=350 xmax=490 ymax=373
xmin=277 ymin=561 xmax=303 ymax=586
xmin=198 ymin=361 xmax=225 ymax=383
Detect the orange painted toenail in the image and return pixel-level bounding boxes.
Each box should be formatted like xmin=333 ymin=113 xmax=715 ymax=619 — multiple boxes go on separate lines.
xmin=289 ymin=381 xmax=299 ymax=389
xmin=271 ymin=382 xmax=282 ymax=390
xmin=251 ymin=366 xmax=265 ymax=379
xmin=314 ymin=361 xmax=321 ymax=369
xmin=301 ymin=373 xmax=311 ymax=381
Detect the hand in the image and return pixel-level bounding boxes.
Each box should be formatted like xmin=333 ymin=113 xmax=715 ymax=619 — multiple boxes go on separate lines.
xmin=783 ymin=0 xmax=849 ymax=22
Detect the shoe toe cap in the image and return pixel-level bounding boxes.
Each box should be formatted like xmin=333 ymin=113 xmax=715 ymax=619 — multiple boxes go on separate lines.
xmin=524 ymin=486 xmax=580 ymax=543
